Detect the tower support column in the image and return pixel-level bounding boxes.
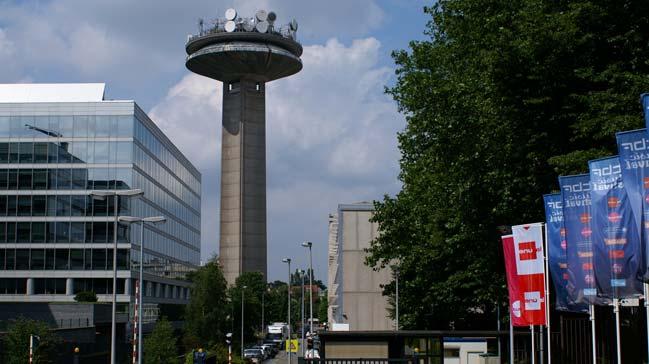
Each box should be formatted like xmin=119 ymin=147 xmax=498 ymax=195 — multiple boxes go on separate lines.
xmin=220 ymin=78 xmax=267 ymax=285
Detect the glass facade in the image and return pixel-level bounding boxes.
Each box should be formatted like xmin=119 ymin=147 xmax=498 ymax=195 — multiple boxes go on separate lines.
xmin=0 ymin=101 xmax=201 ymax=301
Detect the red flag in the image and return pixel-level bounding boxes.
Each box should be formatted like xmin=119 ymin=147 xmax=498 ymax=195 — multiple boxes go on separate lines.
xmin=503 ymin=227 xmax=547 ymax=326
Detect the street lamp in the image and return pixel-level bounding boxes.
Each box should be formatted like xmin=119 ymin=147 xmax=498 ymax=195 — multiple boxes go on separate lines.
xmin=282 ymin=258 xmax=292 ymax=364
xmin=118 ymin=215 xmax=166 ymax=364
xmin=90 ymin=189 xmax=143 ymax=364
xmin=300 ymin=270 xmax=306 ymax=357
xmin=241 ymin=285 xmax=247 ymax=359
xmin=301 ymin=241 xmax=314 ymax=334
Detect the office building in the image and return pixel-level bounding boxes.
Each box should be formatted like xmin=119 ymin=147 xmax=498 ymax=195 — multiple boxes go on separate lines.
xmin=327 ymin=202 xmax=393 ymax=330
xmin=0 ymin=83 xmax=201 ymax=306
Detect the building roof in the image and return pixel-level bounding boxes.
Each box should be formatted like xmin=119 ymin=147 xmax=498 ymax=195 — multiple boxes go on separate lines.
xmin=0 ymin=83 xmax=106 ymax=103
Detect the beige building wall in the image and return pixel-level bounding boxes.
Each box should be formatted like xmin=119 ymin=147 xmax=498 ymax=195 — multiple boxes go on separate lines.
xmin=328 ymin=203 xmax=393 ymax=331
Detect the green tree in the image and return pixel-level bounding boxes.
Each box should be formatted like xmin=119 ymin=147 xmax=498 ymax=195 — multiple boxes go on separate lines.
xmin=366 ymin=0 xmax=649 ymax=329
xmin=184 ymin=256 xmax=229 ymax=347
xmin=3 ymin=318 xmax=60 ymax=364
xmin=229 ymin=272 xmax=265 ymax=350
xmin=73 ymin=291 xmax=97 ymax=302
xmin=317 ymin=292 xmax=328 ymax=324
xmin=144 ymin=318 xmax=178 ymax=364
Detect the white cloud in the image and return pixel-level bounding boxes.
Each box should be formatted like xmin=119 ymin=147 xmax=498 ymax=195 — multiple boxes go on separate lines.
xmin=149 ymin=37 xmax=403 ymax=280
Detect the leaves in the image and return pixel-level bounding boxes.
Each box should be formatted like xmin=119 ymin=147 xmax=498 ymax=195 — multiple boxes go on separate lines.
xmin=367 ymin=0 xmax=649 ymax=329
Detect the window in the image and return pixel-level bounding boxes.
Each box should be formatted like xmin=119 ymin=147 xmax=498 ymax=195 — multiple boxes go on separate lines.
xmin=55 ymin=222 xmax=70 ymax=243
xmin=56 ymin=195 xmax=70 ymax=216
xmin=16 ymin=222 xmax=30 ymax=243
xmin=17 ymin=196 xmax=30 ymax=216
xmin=5 ymin=248 xmax=14 ymax=269
xmin=8 ymin=143 xmax=18 ymax=163
xmin=33 ymin=169 xmax=47 ymax=189
xmin=6 ymin=196 xmax=15 ymax=216
xmin=70 ymin=249 xmax=84 ymax=270
xmin=8 ymin=170 xmax=17 ymax=189
xmin=32 ymin=195 xmax=46 ymax=216
xmin=71 ymin=195 xmax=86 ymax=216
xmin=15 ymin=249 xmax=29 ymax=270
xmin=92 ymin=249 xmax=106 ymax=270
xmin=6 ymin=222 xmax=15 ymax=243
xmin=18 ymin=169 xmax=32 ymax=189
xmin=0 ymin=169 xmax=7 ymax=189
xmin=70 ymin=222 xmax=84 ymax=243
xmin=55 ymin=249 xmax=69 ymax=270
xmin=19 ymin=142 xmax=33 ymax=163
xmin=34 ymin=143 xmax=48 ymax=163
xmin=47 ymin=196 xmax=57 ymax=216
xmin=32 ymin=222 xmax=45 ymax=243
xmin=71 ymin=169 xmax=87 ymax=190
xmin=45 ymin=249 xmax=54 ymax=270
xmin=93 ymin=222 xmax=108 ymax=243
xmin=0 ymin=143 xmax=8 ymax=163
xmin=56 ymin=168 xmax=71 ymax=189
xmin=31 ymin=249 xmax=45 ymax=270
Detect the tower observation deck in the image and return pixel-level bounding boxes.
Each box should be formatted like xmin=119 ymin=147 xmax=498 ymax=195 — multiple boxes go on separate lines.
xmin=185 ymin=9 xmax=303 ymax=284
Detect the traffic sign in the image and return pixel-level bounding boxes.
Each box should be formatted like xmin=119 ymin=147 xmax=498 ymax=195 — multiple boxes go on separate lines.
xmin=286 ymin=339 xmax=299 ymax=353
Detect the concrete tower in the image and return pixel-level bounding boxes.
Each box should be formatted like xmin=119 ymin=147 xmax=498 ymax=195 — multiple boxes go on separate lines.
xmin=185 ymin=9 xmax=302 ymax=284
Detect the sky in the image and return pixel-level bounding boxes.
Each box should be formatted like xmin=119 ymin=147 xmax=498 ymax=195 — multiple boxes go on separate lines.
xmin=0 ymin=0 xmax=431 ymax=282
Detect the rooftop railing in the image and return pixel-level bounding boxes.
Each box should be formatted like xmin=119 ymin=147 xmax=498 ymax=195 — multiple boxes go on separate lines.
xmin=187 ymin=8 xmax=299 ymax=44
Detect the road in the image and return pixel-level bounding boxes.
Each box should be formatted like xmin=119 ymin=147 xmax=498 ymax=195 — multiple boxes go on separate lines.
xmin=267 ymin=350 xmax=298 ymax=364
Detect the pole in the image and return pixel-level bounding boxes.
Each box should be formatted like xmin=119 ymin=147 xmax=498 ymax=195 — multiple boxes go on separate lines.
xmin=395 ymin=267 xmax=399 ymax=331
xmin=29 ymin=335 xmax=33 ymax=364
xmin=287 ymin=261 xmax=292 ymax=364
xmin=111 ymin=194 xmax=118 ymax=364
xmin=228 ymin=342 xmax=232 ymax=364
xmin=543 ymin=223 xmax=552 ymax=364
xmin=509 ymin=319 xmax=514 ymax=364
xmin=497 ymin=304 xmax=502 ymax=359
xmin=241 ymin=288 xmax=245 ymax=358
xmin=590 ymin=305 xmax=596 ymax=364
xmin=614 ymin=299 xmax=621 ymax=364
xmin=539 ymin=326 xmax=544 ymax=363
xmin=262 ymin=290 xmax=265 ymax=335
xmin=301 ymin=273 xmax=305 ymax=357
xmin=138 ymin=221 xmax=144 ymax=364
xmin=645 ymin=283 xmax=649 ymax=364
xmin=530 ymin=325 xmax=535 ymax=364
xmin=308 ymin=245 xmax=313 ymax=335
xmin=132 ymin=281 xmax=138 ymax=364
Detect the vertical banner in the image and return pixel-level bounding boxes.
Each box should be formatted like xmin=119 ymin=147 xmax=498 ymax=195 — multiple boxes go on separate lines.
xmin=543 ymin=194 xmax=589 ymax=312
xmin=643 ymin=93 xmax=649 ymax=128
xmin=617 ymin=129 xmax=649 ymax=280
xmin=559 ymin=174 xmax=609 ymax=305
xmin=502 ymin=228 xmax=547 ymax=326
xmin=589 ymin=156 xmax=643 ymax=298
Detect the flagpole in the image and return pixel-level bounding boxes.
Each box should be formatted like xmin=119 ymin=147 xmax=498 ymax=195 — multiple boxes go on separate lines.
xmin=645 ymin=283 xmax=649 ymax=364
xmin=510 ymin=317 xmax=514 ymax=364
xmin=590 ymin=305 xmax=596 ymax=364
xmin=613 ymin=298 xmax=621 ymax=364
xmin=543 ymin=222 xmax=552 ymax=364
xmin=530 ymin=325 xmax=535 ymax=364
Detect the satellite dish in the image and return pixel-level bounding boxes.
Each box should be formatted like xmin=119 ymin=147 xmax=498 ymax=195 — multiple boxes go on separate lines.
xmin=290 ymin=19 xmax=298 ymax=31
xmin=243 ymin=18 xmax=254 ymax=32
xmin=256 ymin=10 xmax=268 ymax=22
xmin=224 ymin=21 xmax=236 ymax=32
xmin=267 ymin=11 xmax=277 ymax=24
xmin=255 ymin=21 xmax=269 ymax=33
xmin=225 ymin=8 xmax=237 ymax=21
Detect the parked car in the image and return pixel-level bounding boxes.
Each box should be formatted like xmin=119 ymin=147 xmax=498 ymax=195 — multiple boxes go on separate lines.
xmin=251 ymin=345 xmax=269 ymax=360
xmin=244 ymin=348 xmax=264 ymax=363
xmin=260 ymin=344 xmax=276 ymax=358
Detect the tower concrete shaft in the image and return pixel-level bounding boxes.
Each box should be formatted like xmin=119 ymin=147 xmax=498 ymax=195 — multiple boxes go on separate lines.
xmin=220 ymin=79 xmax=267 ymax=284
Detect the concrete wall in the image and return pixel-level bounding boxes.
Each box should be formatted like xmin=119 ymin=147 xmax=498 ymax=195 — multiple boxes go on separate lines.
xmin=325 ymin=341 xmax=389 ymax=359
xmin=338 ymin=204 xmax=393 ymax=331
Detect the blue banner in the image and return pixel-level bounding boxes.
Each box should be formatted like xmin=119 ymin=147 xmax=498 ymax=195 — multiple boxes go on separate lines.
xmin=543 ymin=194 xmax=589 ymax=312
xmin=559 ymin=174 xmax=609 ymax=305
xmin=588 ymin=156 xmax=643 ymax=298
xmin=617 ymin=129 xmax=649 ymax=280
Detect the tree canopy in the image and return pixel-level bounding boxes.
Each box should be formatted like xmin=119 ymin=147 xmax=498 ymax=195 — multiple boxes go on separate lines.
xmin=366 ymin=0 xmax=649 ymax=329
xmin=3 ymin=318 xmax=60 ymax=364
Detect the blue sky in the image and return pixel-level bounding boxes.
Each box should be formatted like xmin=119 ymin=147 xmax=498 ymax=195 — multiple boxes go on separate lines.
xmin=0 ymin=0 xmax=431 ymax=282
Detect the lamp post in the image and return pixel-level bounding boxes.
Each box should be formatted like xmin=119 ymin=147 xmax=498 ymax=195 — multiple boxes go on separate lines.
xmin=241 ymin=285 xmax=247 ymax=358
xmin=300 ymin=270 xmax=306 ymax=357
xmin=118 ymin=215 xmax=166 ymax=364
xmin=282 ymin=258 xmax=292 ymax=364
xmin=90 ymin=189 xmax=144 ymax=364
xmin=301 ymin=242 xmax=313 ymax=334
